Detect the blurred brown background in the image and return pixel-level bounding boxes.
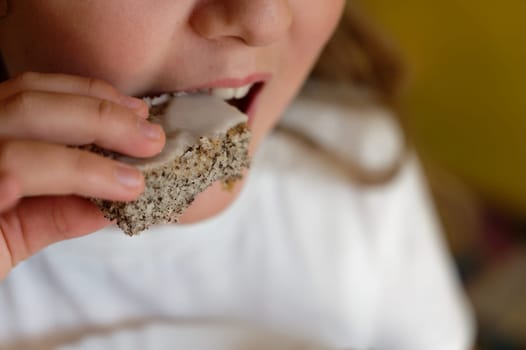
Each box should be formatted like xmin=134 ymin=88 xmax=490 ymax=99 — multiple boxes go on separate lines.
xmin=355 ymin=1 xmax=526 ymax=349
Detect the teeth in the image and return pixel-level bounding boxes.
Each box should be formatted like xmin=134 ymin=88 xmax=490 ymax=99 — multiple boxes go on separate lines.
xmin=143 ymin=93 xmax=172 ymax=108
xmin=211 ymin=87 xmax=236 ymax=100
xmin=144 ymin=83 xmax=255 ymax=106
xmin=211 ymin=83 xmax=254 ymax=101
xmin=235 ymin=85 xmax=251 ymax=99
xmin=150 ymin=94 xmax=171 ymax=106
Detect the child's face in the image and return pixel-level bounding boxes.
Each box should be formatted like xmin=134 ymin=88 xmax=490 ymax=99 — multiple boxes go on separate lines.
xmin=0 ymin=1 xmax=344 ymax=223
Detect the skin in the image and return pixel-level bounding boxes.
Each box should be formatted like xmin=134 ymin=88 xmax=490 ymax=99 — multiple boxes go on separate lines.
xmin=0 ymin=0 xmax=345 ymax=280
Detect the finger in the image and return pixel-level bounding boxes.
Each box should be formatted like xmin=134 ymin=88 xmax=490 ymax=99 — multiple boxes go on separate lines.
xmin=0 ymin=91 xmax=164 ymax=158
xmin=0 ymin=196 xmax=111 ymax=278
xmin=0 ymin=173 xmax=21 ymax=212
xmin=0 ymin=140 xmax=145 ymax=201
xmin=0 ymin=72 xmax=148 ymax=118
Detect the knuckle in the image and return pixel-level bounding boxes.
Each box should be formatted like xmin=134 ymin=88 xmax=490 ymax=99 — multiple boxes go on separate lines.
xmin=86 ymin=77 xmax=120 ymax=100
xmin=85 ymin=77 xmax=100 ymax=95
xmin=0 ymin=140 xmax=19 ymax=171
xmin=71 ymin=149 xmax=105 ymax=184
xmin=70 ymin=150 xmax=111 ymax=193
xmin=3 ymin=90 xmax=37 ymax=116
xmin=96 ymin=99 xmax=115 ymax=124
xmin=71 ymin=149 xmax=93 ymax=174
xmin=0 ymin=214 xmax=24 ymax=275
xmin=50 ymin=201 xmax=71 ymax=239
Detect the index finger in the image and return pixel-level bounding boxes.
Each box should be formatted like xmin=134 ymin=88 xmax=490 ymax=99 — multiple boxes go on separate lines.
xmin=0 ymin=72 xmax=148 ymax=118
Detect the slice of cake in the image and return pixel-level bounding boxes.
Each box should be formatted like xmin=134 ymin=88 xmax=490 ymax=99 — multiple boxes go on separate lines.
xmin=91 ymin=94 xmax=251 ymax=236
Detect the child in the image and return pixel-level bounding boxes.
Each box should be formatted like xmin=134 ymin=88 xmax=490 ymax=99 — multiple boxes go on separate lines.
xmin=0 ymin=1 xmax=473 ymax=349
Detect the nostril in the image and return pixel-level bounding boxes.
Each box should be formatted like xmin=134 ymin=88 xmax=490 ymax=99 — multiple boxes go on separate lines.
xmin=190 ymin=0 xmax=292 ymax=46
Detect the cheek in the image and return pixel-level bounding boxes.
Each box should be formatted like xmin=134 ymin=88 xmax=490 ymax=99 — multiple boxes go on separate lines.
xmin=2 ymin=2 xmax=174 ymax=92
xmin=249 ymin=1 xmax=344 ymax=149
xmin=288 ymin=1 xmax=345 ymax=64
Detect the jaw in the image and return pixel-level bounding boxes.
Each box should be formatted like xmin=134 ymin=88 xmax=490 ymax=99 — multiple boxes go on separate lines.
xmin=178 ymin=174 xmax=248 ymax=224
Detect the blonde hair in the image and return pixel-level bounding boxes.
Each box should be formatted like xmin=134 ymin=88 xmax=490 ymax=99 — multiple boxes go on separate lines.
xmin=313 ymin=3 xmax=405 ymax=104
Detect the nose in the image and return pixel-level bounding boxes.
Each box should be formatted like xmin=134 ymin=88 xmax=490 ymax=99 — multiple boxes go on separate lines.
xmin=190 ymin=0 xmax=292 ymax=47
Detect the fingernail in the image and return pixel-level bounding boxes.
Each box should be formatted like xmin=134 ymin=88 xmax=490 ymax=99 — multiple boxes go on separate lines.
xmin=115 ymin=165 xmax=142 ymax=188
xmin=138 ymin=119 xmax=163 ymax=140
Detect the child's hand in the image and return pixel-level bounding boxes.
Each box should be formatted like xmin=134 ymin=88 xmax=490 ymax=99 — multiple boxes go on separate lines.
xmin=0 ymin=72 xmax=165 ymax=280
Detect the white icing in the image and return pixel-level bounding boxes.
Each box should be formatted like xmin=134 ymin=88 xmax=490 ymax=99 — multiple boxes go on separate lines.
xmin=117 ymin=94 xmax=247 ymax=171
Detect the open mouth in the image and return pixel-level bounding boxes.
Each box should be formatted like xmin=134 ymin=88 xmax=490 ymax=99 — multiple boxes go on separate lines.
xmin=142 ymin=82 xmax=264 ymax=116
xmin=224 ymin=82 xmax=263 ymax=115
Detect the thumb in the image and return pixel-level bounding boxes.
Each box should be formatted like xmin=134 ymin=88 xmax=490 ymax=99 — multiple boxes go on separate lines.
xmin=0 ymin=196 xmax=110 ymax=279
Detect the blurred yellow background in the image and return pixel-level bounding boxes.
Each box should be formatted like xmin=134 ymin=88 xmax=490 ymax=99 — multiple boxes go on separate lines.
xmin=357 ymin=0 xmax=526 ymax=214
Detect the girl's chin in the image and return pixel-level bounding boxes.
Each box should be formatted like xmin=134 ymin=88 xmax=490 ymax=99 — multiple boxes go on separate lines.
xmin=177 ymin=176 xmax=247 ymax=225
xmin=178 ymin=133 xmax=260 ymax=225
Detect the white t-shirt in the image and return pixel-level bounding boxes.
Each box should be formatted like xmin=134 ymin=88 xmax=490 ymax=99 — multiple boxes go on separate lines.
xmin=0 ymin=93 xmax=474 ymax=350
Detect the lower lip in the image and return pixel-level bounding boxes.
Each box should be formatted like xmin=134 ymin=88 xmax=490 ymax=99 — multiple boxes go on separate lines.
xmin=245 ymin=83 xmax=265 ymax=127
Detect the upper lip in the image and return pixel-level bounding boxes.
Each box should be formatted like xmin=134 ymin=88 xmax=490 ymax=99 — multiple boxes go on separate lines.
xmin=185 ymin=73 xmax=271 ymax=91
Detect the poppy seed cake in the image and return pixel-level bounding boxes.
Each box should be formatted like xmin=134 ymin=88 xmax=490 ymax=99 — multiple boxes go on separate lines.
xmin=91 ymin=94 xmax=251 ymax=236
